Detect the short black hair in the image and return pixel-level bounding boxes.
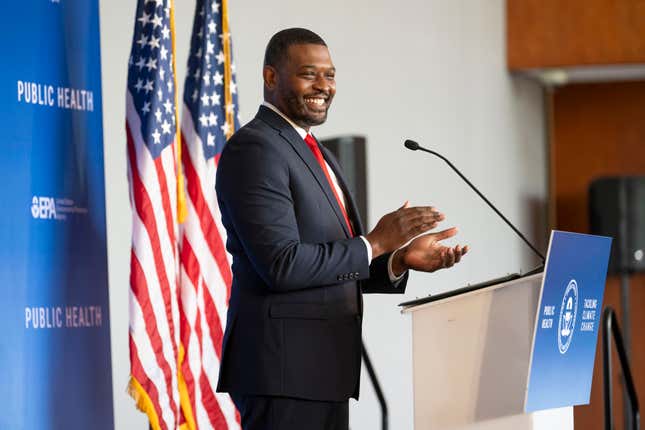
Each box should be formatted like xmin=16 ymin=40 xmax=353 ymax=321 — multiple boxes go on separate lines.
xmin=264 ymin=28 xmax=327 ymax=67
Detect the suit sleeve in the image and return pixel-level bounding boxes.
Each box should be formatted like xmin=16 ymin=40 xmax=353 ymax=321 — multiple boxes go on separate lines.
xmin=216 ymin=135 xmax=370 ymax=292
xmin=362 ymin=252 xmax=409 ymax=294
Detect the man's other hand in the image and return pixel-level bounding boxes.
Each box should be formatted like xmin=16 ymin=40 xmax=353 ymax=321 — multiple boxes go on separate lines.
xmin=390 ymin=227 xmax=469 ymax=275
xmin=365 ymin=202 xmax=444 ymax=259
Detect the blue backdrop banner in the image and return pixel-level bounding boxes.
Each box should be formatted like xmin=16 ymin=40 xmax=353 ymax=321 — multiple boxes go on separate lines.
xmin=0 ymin=0 xmax=113 ymax=428
xmin=525 ymin=230 xmax=612 ymax=412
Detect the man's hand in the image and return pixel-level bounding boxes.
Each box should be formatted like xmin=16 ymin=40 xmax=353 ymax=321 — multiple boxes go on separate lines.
xmin=365 ymin=202 xmax=444 ymax=259
xmin=390 ymin=227 xmax=468 ymax=275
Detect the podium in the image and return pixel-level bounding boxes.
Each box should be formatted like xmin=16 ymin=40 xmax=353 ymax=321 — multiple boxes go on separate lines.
xmin=400 ymin=231 xmax=612 ymax=430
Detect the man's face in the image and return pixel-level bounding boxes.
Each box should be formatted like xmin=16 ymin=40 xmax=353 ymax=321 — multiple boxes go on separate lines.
xmin=266 ymin=43 xmax=336 ymax=129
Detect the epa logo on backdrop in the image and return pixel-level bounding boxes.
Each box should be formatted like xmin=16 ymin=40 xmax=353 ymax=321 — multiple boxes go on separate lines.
xmin=31 ymin=196 xmax=57 ymax=220
xmin=31 ymin=195 xmax=88 ymax=221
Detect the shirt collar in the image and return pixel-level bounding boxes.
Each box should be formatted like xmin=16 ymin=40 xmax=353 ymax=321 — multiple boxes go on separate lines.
xmin=262 ymin=101 xmax=310 ymax=140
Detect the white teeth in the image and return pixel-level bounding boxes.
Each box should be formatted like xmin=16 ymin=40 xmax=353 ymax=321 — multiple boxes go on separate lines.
xmin=305 ymin=98 xmax=325 ymax=106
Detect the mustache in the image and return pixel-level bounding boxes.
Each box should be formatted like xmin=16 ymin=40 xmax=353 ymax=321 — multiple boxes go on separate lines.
xmin=303 ymin=92 xmax=331 ymax=99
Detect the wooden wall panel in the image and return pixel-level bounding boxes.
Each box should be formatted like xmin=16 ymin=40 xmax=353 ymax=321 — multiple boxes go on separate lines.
xmin=551 ymin=81 xmax=645 ymax=429
xmin=508 ymin=0 xmax=645 ymax=69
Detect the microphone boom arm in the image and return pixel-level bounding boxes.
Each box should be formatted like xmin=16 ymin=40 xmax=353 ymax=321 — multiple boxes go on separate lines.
xmin=404 ymin=140 xmax=546 ymax=263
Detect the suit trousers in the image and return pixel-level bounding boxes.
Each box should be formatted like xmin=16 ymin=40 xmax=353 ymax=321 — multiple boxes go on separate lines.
xmin=231 ymin=394 xmax=349 ymax=430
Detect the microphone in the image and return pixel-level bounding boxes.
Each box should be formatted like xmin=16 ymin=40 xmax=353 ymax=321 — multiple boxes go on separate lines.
xmin=404 ymin=139 xmax=545 ymax=263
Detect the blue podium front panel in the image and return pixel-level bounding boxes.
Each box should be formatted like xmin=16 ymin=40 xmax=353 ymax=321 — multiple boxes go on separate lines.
xmin=0 ymin=1 xmax=113 ymax=428
xmin=525 ymin=230 xmax=612 ymax=412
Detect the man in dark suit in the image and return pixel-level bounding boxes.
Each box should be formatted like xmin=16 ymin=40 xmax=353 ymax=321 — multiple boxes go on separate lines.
xmin=215 ymin=28 xmax=468 ymax=430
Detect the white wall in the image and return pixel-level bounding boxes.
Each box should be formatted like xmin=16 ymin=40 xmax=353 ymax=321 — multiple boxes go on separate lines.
xmin=100 ymin=0 xmax=546 ymax=428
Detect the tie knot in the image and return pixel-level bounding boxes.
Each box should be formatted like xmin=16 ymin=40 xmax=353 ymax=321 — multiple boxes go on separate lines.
xmin=304 ymin=133 xmax=317 ymax=149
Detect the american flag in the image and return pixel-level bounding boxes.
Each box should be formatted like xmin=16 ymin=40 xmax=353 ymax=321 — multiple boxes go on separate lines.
xmin=126 ymin=0 xmax=183 ymax=429
xmin=178 ymin=0 xmax=240 ymax=428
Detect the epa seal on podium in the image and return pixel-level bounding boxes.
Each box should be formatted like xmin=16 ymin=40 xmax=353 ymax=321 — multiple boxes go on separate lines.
xmin=558 ymin=279 xmax=579 ymax=354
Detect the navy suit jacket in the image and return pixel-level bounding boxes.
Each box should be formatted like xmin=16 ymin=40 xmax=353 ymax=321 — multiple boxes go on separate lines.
xmin=215 ymin=106 xmax=409 ymax=401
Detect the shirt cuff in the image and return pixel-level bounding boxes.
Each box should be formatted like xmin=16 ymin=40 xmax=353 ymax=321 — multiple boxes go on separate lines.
xmin=359 ymin=235 xmax=372 ymax=263
xmin=387 ymin=249 xmax=407 ymax=285
xmin=359 ymin=236 xmax=406 ymax=285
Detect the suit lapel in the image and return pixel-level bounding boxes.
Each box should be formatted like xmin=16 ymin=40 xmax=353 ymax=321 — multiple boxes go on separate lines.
xmin=321 ymin=146 xmax=364 ymax=236
xmin=256 ymin=106 xmax=352 ymax=238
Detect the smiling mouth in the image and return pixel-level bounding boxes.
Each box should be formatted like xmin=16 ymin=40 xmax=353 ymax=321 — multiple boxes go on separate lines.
xmin=304 ymin=96 xmax=328 ymax=110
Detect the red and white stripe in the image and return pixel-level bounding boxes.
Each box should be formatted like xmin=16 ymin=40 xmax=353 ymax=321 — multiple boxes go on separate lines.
xmin=127 ymin=92 xmax=182 ymax=430
xmin=179 ymin=107 xmax=240 ymax=429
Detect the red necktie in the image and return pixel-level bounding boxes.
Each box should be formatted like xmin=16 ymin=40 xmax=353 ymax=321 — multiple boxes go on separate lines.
xmin=304 ymin=133 xmax=354 ymax=236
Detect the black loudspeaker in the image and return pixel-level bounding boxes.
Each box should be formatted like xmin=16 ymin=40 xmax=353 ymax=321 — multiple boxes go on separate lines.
xmin=589 ymin=176 xmax=645 ymax=274
xmin=321 ymin=135 xmax=368 ymax=228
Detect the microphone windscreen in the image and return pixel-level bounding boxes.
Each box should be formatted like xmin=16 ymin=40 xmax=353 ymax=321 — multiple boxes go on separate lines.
xmin=404 ymin=139 xmax=419 ymax=151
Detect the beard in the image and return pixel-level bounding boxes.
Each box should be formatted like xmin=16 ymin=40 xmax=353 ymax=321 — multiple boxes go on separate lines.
xmin=281 ymin=91 xmax=333 ymax=128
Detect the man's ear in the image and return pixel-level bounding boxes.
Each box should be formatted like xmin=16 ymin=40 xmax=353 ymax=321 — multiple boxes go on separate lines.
xmin=263 ymin=65 xmax=277 ymax=90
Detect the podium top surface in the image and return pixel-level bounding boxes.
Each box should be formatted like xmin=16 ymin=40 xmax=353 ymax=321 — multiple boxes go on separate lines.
xmin=400 ymin=271 xmax=543 ymax=313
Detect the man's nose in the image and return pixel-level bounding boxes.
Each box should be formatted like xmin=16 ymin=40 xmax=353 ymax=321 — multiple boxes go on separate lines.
xmin=312 ymin=75 xmax=330 ymax=92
